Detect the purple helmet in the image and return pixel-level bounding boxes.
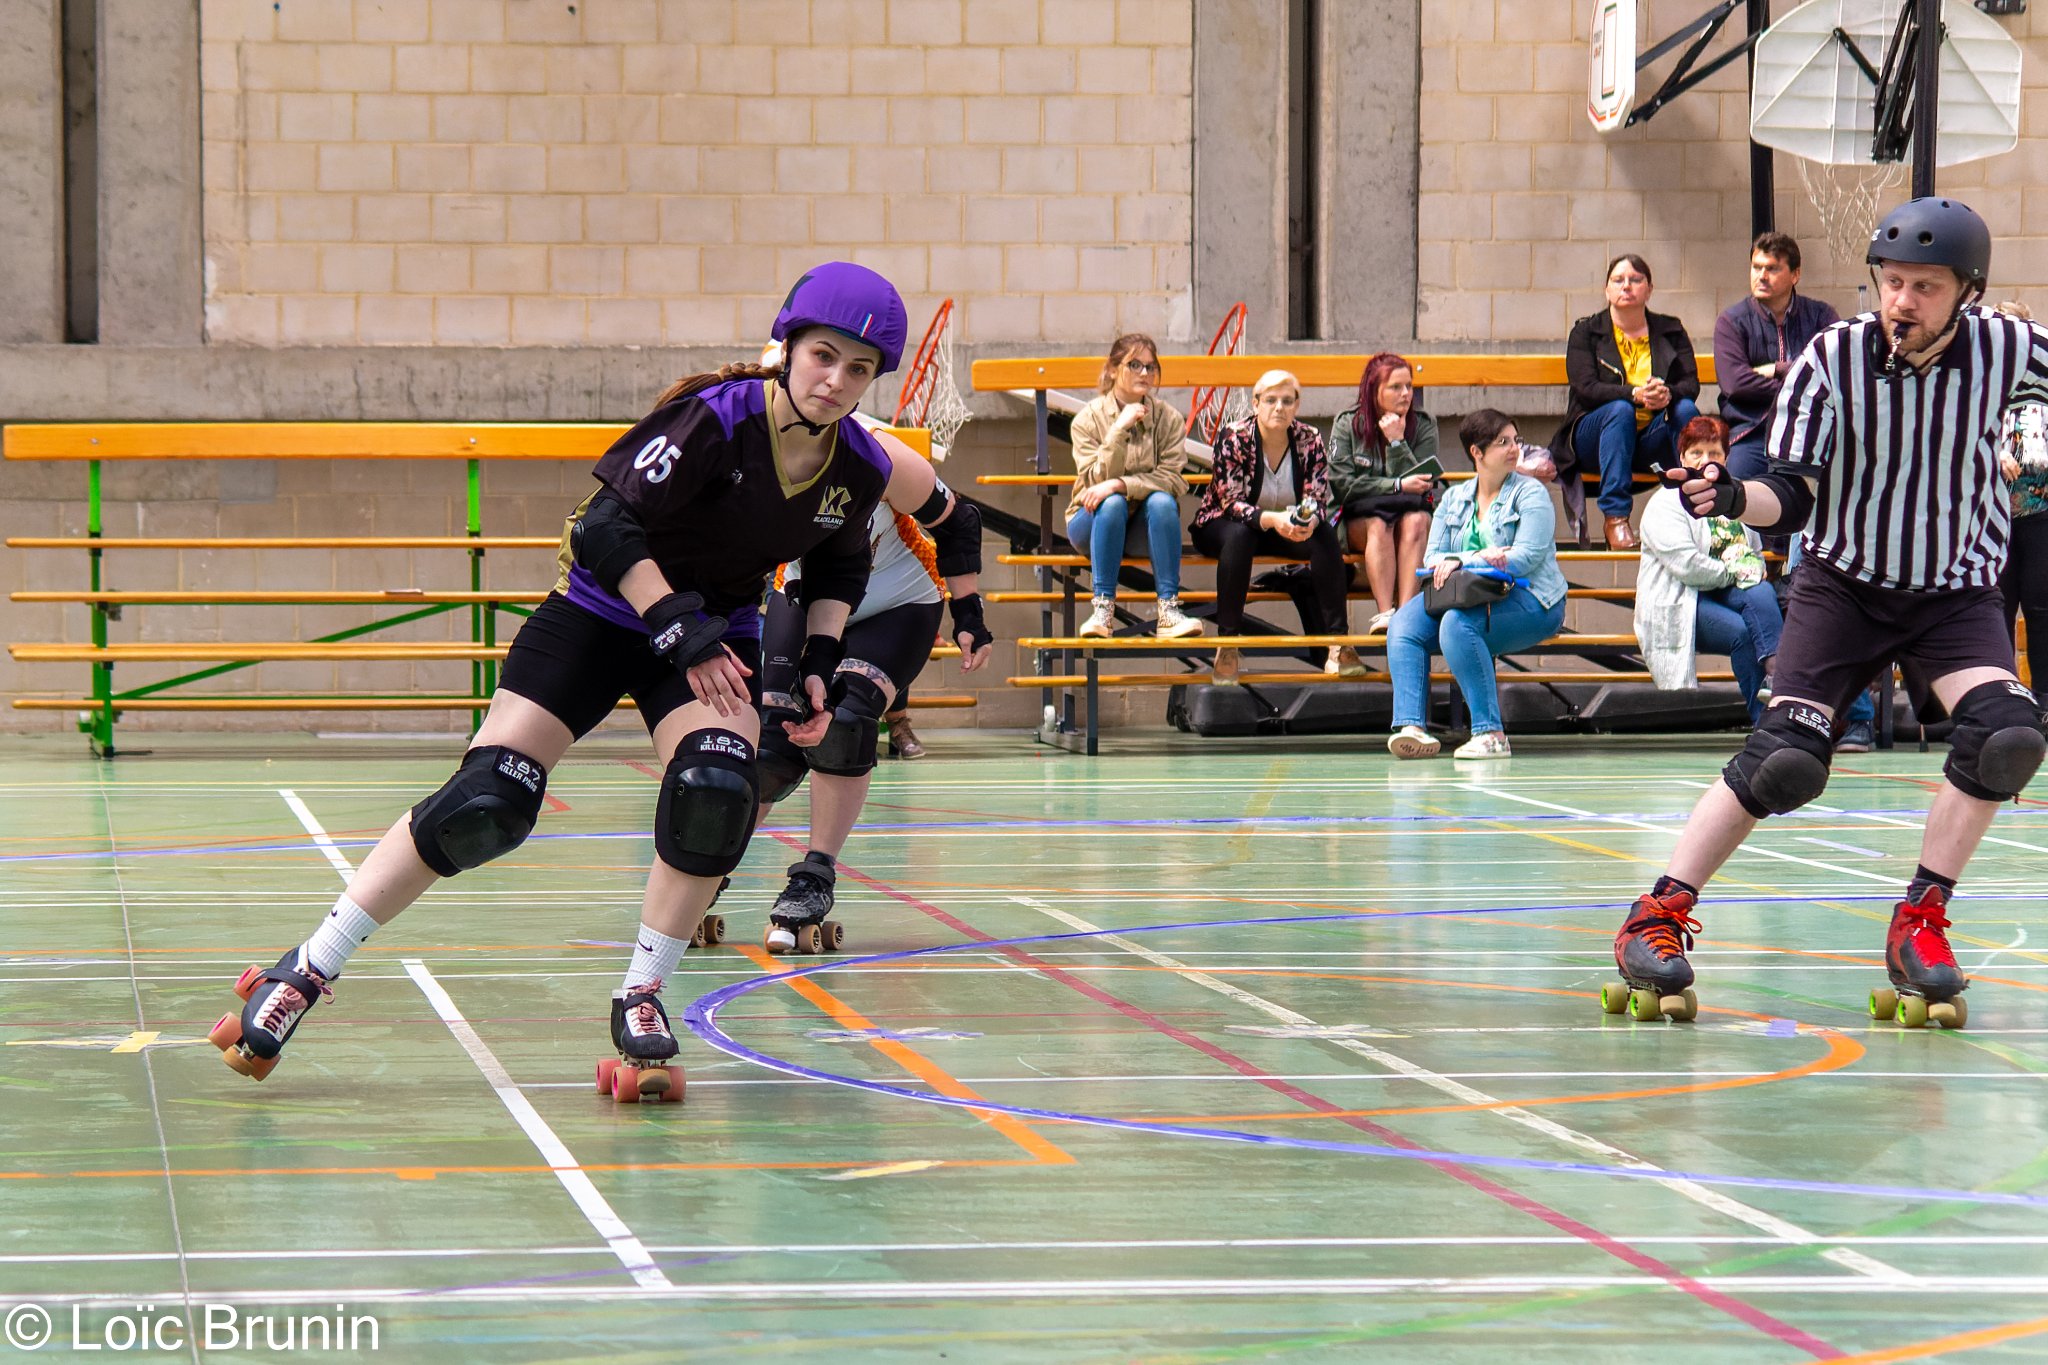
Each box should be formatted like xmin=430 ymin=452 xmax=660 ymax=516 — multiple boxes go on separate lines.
xmin=771 ymin=262 xmax=909 ymax=374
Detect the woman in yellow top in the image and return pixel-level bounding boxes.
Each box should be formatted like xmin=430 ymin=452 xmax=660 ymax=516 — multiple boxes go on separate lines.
xmin=1067 ymin=333 xmax=1202 ymax=639
xmin=1554 ymin=254 xmax=1701 ymax=550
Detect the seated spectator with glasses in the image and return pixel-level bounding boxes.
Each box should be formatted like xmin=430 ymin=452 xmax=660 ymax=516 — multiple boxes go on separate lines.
xmin=1068 ymin=334 xmax=1201 ymax=640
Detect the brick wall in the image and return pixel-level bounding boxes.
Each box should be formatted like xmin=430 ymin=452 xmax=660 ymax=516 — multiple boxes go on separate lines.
xmin=1418 ymin=1 xmax=2048 ymax=345
xmin=199 ymin=0 xmax=1196 ymax=349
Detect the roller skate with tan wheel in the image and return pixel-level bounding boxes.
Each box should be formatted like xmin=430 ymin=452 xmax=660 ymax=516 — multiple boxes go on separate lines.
xmin=764 ymin=851 xmax=842 ymax=955
xmin=1601 ymin=888 xmax=1701 ymax=1022
xmin=597 ymin=980 xmax=683 ymax=1104
xmin=689 ymin=876 xmax=731 ymax=949
xmin=208 ymin=945 xmax=334 ymax=1081
xmin=1869 ymin=886 xmax=1969 ymax=1029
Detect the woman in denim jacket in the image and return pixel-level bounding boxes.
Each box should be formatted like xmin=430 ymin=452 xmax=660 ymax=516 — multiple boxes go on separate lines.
xmin=1386 ymin=409 xmax=1569 ymax=760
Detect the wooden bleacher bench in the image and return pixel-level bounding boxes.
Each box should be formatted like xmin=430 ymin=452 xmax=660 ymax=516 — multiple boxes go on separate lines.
xmin=6 ymin=422 xmax=971 ymax=754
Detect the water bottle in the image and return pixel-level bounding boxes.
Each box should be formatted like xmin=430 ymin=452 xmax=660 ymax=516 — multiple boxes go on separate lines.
xmin=1288 ymin=498 xmax=1317 ymax=529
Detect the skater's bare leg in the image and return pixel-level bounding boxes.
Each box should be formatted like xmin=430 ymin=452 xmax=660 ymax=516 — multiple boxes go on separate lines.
xmin=1917 ymin=666 xmax=2024 ymax=876
xmin=1663 ymin=780 xmax=1763 ymax=889
xmin=803 ymin=771 xmax=871 ymax=859
xmin=632 ymin=698 xmax=763 ymax=949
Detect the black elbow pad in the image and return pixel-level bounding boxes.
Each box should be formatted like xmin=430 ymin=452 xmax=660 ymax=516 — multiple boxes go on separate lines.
xmin=930 ymin=499 xmax=983 ymax=577
xmin=1749 ymin=470 xmax=1816 ymax=537
xmin=570 ymin=490 xmax=651 ymax=594
xmin=796 ymin=551 xmax=871 ymax=609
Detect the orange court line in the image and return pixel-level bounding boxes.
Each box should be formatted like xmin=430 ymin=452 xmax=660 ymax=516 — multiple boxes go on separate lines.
xmin=1828 ymin=1314 xmax=2048 ymax=1364
xmin=1021 ymin=968 xmax=1864 ymax=1125
xmin=733 ymin=943 xmax=1075 ymax=1166
xmin=0 ymin=1158 xmax=1046 ymax=1183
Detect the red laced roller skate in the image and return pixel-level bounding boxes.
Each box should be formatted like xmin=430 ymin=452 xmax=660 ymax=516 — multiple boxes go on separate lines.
xmin=1871 ymin=886 xmax=1969 ymax=1029
xmin=1601 ymin=889 xmax=1702 ymax=1022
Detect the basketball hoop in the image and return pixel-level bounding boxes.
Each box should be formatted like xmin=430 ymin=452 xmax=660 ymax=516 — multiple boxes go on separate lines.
xmin=890 ymin=298 xmax=971 ymax=460
xmin=1187 ymin=302 xmax=1249 ymax=445
xmin=1798 ymin=158 xmax=1908 ymax=265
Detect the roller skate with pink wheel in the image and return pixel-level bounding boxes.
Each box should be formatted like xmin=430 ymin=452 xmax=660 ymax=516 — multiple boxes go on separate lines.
xmin=596 ymin=980 xmax=683 ymax=1104
xmin=208 ymin=946 xmax=333 ymax=1080
xmin=1601 ymin=889 xmax=1701 ymax=1022
xmin=1870 ymin=886 xmax=1969 ymax=1029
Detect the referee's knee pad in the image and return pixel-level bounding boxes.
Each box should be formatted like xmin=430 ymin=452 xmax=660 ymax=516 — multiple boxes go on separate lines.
xmin=1724 ymin=701 xmax=1834 ymax=818
xmin=1944 ymin=679 xmax=2046 ymax=801
xmin=807 ymin=666 xmax=889 ymax=778
xmin=410 ymin=745 xmax=547 ymax=876
xmin=756 ymin=725 xmax=809 ymax=805
xmin=654 ymin=729 xmax=760 ymax=877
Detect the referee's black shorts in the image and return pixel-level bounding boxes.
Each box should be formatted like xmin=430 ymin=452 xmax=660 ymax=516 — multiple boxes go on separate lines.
xmin=1772 ymin=557 xmax=2016 ymax=728
xmin=498 ymin=594 xmax=764 ymax=740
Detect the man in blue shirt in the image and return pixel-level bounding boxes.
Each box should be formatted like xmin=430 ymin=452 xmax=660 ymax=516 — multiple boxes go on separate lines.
xmin=1713 ymin=231 xmax=1841 ymax=482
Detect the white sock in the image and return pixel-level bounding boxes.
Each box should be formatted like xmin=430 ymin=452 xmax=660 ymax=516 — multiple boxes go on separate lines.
xmin=624 ymin=925 xmax=691 ymax=991
xmin=304 ymin=895 xmax=379 ymax=979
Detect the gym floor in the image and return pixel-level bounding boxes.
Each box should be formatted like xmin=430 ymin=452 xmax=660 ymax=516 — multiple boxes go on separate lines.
xmin=4 ymin=728 xmax=2048 ymax=1363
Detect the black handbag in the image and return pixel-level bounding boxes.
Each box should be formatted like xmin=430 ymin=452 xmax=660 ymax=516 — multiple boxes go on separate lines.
xmin=1421 ymin=567 xmax=1513 ymax=617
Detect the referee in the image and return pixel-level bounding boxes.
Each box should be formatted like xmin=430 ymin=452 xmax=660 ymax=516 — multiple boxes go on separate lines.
xmin=1608 ymin=197 xmax=2048 ymax=1029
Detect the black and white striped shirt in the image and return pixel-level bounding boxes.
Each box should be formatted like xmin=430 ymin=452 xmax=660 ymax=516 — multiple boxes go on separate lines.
xmin=1768 ymin=309 xmax=2048 ymax=590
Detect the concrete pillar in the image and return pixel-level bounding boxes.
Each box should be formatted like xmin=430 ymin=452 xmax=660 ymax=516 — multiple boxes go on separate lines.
xmin=0 ymin=0 xmax=66 ymax=343
xmin=1194 ymin=0 xmax=1289 ymax=346
xmin=1320 ymin=0 xmax=1419 ymax=343
xmin=96 ymin=0 xmax=201 ymax=344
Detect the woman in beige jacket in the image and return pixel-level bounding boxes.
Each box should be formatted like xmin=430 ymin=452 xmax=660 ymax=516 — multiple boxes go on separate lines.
xmin=1067 ymin=333 xmax=1202 ymax=638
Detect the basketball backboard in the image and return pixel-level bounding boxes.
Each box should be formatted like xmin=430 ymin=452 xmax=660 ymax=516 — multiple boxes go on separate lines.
xmin=1587 ymin=0 xmax=1639 ymax=132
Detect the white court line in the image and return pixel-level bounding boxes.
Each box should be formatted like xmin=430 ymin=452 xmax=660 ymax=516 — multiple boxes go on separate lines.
xmin=278 ymin=789 xmax=355 ymax=878
xmin=1800 ymin=838 xmax=1887 ymax=858
xmin=1011 ymin=895 xmax=1913 ymax=1285
xmin=18 ymin=1276 xmax=2048 ymax=1307
xmin=404 ymin=961 xmax=671 ymax=1292
xmin=13 ymin=1233 xmax=2048 ymax=1266
xmin=272 ymin=787 xmax=669 ymax=1292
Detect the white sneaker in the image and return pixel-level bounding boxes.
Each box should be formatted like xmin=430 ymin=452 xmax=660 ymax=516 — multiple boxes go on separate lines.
xmin=1453 ymin=730 xmax=1513 ymax=759
xmin=1155 ymin=598 xmax=1205 ymax=639
xmin=1386 ymin=725 xmax=1439 ymax=759
xmin=1367 ymin=609 xmax=1395 ymax=634
xmin=1078 ymin=601 xmax=1115 ymax=638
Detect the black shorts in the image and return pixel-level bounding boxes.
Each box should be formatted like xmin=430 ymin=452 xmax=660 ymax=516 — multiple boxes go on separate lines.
xmin=498 ymin=594 xmax=764 ymax=740
xmin=761 ymin=590 xmax=942 ymax=705
xmin=1772 ymin=558 xmax=2015 ymax=723
xmin=1342 ymin=492 xmax=1435 ymax=525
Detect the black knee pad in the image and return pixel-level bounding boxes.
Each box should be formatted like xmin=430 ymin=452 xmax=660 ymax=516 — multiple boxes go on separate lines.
xmin=756 ymin=725 xmax=809 ymax=805
xmin=1944 ymin=679 xmax=2046 ymax=801
xmin=654 ymin=729 xmax=759 ymax=876
xmin=807 ymin=667 xmax=887 ymax=778
xmin=1724 ymin=701 xmax=1834 ymax=817
xmin=410 ymin=745 xmax=547 ymax=877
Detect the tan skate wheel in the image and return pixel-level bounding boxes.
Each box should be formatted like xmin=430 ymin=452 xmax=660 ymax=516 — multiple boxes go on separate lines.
xmin=208 ymin=1013 xmax=243 ymax=1051
xmin=1627 ymin=987 xmax=1663 ymax=1022
xmin=819 ymin=920 xmax=844 ymax=951
xmin=1896 ymin=995 xmax=1929 ymax=1029
xmin=703 ymin=914 xmax=727 ymax=945
xmin=1662 ymin=990 xmax=1697 ymax=1022
xmin=689 ymin=922 xmax=709 ymax=949
xmin=1869 ymin=987 xmax=1899 ymax=1021
xmin=596 ymin=1057 xmax=620 ymax=1095
xmin=233 ymin=965 xmax=264 ymax=1001
xmin=1929 ymin=998 xmax=1966 ymax=1030
xmin=796 ymin=923 xmax=824 ymax=954
xmin=1598 ymin=983 xmax=1630 ymax=1015
xmin=612 ymin=1065 xmax=642 ymax=1103
xmin=223 ymin=1047 xmax=276 ymax=1081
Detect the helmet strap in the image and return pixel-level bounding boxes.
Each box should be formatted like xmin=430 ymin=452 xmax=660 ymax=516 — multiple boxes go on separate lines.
xmin=1872 ymin=268 xmax=1979 ymax=377
xmin=774 ymin=364 xmax=836 ymax=437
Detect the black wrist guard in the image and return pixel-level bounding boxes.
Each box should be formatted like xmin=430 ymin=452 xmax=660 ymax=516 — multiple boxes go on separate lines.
xmin=796 ymin=634 xmax=843 ymax=711
xmin=949 ymin=592 xmax=993 ymax=652
xmin=645 ymin=592 xmax=728 ymax=669
xmin=1664 ymin=462 xmax=1745 ymax=520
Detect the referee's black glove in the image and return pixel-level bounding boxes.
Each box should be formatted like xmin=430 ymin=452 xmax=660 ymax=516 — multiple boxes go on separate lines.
xmin=1662 ymin=462 xmax=1745 ymax=520
xmin=644 ymin=591 xmax=729 ymax=670
xmin=949 ymin=592 xmax=994 ymax=654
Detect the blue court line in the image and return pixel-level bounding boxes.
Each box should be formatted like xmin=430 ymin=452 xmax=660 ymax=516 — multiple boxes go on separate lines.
xmin=680 ymin=914 xmax=2048 ymax=1213
xmin=4 ymin=806 xmax=2040 ymax=866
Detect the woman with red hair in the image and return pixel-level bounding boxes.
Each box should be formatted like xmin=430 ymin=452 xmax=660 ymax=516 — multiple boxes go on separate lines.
xmin=1329 ymin=352 xmax=1440 ymax=633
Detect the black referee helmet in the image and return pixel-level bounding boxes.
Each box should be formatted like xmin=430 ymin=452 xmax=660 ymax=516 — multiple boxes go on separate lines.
xmin=1865 ymin=197 xmax=1991 ymax=286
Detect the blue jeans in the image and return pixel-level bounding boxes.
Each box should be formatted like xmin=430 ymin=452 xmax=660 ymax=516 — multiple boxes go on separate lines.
xmin=1388 ymin=587 xmax=1567 ymax=736
xmin=1783 ymin=540 xmax=1875 ymax=724
xmin=1577 ymin=398 xmax=1701 ymax=518
xmin=1694 ymin=581 xmax=1783 ymax=724
xmin=1067 ymin=492 xmax=1183 ymax=600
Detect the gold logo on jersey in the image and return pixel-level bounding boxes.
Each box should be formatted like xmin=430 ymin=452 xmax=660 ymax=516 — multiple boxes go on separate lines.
xmin=815 ymin=485 xmax=853 ymax=528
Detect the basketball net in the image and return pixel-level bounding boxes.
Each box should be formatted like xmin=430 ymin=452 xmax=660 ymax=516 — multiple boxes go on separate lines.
xmin=890 ymin=298 xmax=971 ymax=461
xmin=1188 ymin=302 xmax=1249 ymax=445
xmin=1797 ymin=158 xmax=1907 ymax=269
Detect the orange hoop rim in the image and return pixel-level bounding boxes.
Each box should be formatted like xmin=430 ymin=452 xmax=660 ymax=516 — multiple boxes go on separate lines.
xmin=892 ymin=298 xmax=955 ymax=427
